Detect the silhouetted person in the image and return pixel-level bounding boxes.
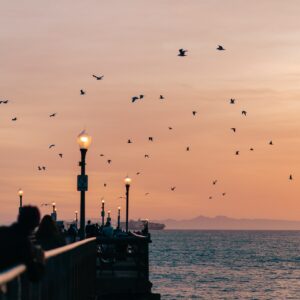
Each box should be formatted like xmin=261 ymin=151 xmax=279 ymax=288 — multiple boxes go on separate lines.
xmin=102 ymin=221 xmax=113 ymax=238
xmin=85 ymin=220 xmax=94 ymax=238
xmin=67 ymin=224 xmax=78 ymax=243
xmin=36 ymin=215 xmax=66 ymax=250
xmin=0 ymin=206 xmax=44 ymax=281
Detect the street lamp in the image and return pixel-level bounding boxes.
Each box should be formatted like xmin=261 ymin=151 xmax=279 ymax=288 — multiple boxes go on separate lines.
xmin=124 ymin=176 xmax=132 ymax=232
xmin=117 ymin=206 xmax=121 ymax=229
xmin=107 ymin=210 xmax=111 ymax=223
xmin=77 ymin=130 xmax=92 ymax=240
xmin=51 ymin=202 xmax=57 ymax=221
xmin=75 ymin=210 xmax=78 ymax=228
xmin=18 ymin=189 xmax=23 ymax=213
xmin=101 ymin=199 xmax=105 ymax=226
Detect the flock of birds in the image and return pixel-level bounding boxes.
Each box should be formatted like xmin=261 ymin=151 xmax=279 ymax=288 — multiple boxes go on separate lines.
xmin=2 ymin=45 xmax=294 ymax=203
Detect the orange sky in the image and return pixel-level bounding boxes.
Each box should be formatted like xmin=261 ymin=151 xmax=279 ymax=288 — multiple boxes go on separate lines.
xmin=1 ymin=1 xmax=300 ymax=224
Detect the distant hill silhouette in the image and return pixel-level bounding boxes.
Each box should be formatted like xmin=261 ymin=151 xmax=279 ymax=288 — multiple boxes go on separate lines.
xmin=154 ymin=215 xmax=300 ymax=230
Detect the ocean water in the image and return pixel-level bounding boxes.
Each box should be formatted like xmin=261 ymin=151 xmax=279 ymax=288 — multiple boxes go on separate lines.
xmin=149 ymin=230 xmax=300 ymax=299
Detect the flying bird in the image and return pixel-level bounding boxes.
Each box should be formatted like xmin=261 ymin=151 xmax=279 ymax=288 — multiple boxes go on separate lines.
xmin=107 ymin=160 xmax=112 ymax=164
xmin=145 ymin=193 xmax=150 ymax=196
xmin=58 ymin=153 xmax=63 ymax=158
xmin=148 ymin=137 xmax=153 ymax=142
xmin=49 ymin=113 xmax=56 ymax=117
xmin=235 ymin=151 xmax=239 ymax=155
xmin=42 ymin=166 xmax=46 ymax=170
xmin=242 ymin=111 xmax=247 ymax=116
xmin=230 ymin=98 xmax=235 ymax=104
xmin=92 ymin=75 xmax=104 ymax=80
xmin=192 ymin=111 xmax=197 ymax=116
xmin=217 ymin=45 xmax=225 ymax=51
xmin=104 ymin=183 xmax=107 ymax=187
xmin=231 ymin=128 xmax=236 ymax=133
xmin=11 ymin=117 xmax=17 ymax=121
xmin=136 ymin=172 xmax=141 ymax=175
xmin=250 ymin=148 xmax=254 ymax=151
xmin=178 ymin=48 xmax=188 ymax=57
xmin=80 ymin=89 xmax=86 ymax=95
xmin=49 ymin=144 xmax=55 ymax=149
xmin=289 ymin=174 xmax=293 ymax=180
xmin=132 ymin=96 xmax=139 ymax=103
xmin=160 ymin=95 xmax=164 ymax=100
xmin=213 ymin=180 xmax=217 ymax=185
xmin=209 ymin=196 xmax=212 ymax=199
xmin=139 ymin=95 xmax=144 ymax=99
xmin=222 ymin=193 xmax=226 ymax=196
xmin=269 ymin=141 xmax=273 ymax=145
xmin=168 ymin=127 xmax=173 ymax=130
xmin=186 ymin=147 xmax=190 ymax=151
xmin=100 ymin=154 xmax=105 ymax=157
xmin=144 ymin=154 xmax=150 ymax=158
xmin=128 ymin=139 xmax=132 ymax=144
xmin=171 ymin=187 xmax=176 ymax=191
xmin=38 ymin=166 xmax=42 ymax=171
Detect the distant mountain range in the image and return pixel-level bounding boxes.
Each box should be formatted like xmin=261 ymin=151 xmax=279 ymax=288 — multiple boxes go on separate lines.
xmin=153 ymin=215 xmax=300 ymax=230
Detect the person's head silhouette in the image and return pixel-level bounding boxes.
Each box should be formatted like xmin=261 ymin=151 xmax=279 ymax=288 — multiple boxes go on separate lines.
xmin=18 ymin=206 xmax=40 ymax=233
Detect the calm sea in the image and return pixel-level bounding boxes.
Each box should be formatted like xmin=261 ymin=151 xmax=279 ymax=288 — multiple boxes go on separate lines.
xmin=149 ymin=230 xmax=300 ymax=300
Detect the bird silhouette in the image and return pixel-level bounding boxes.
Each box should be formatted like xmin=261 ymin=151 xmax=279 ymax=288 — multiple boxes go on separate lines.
xmin=213 ymin=180 xmax=217 ymax=185
xmin=38 ymin=166 xmax=42 ymax=171
xmin=0 ymin=101 xmax=2 ymax=104
xmin=136 ymin=172 xmax=141 ymax=175
xmin=92 ymin=75 xmax=104 ymax=80
xmin=104 ymin=183 xmax=107 ymax=187
xmin=144 ymin=154 xmax=150 ymax=158
xmin=49 ymin=144 xmax=55 ymax=149
xmin=250 ymin=148 xmax=254 ymax=151
xmin=168 ymin=127 xmax=173 ymax=130
xmin=171 ymin=187 xmax=176 ymax=191
xmin=192 ymin=111 xmax=197 ymax=116
xmin=42 ymin=166 xmax=46 ymax=170
xmin=100 ymin=154 xmax=105 ymax=157
xmin=2 ymin=100 xmax=9 ymax=104
xmin=209 ymin=196 xmax=212 ymax=199
xmin=235 ymin=151 xmax=239 ymax=155
xmin=80 ymin=89 xmax=86 ymax=95
xmin=230 ymin=98 xmax=235 ymax=104
xmin=49 ymin=113 xmax=56 ymax=117
xmin=11 ymin=117 xmax=17 ymax=121
xmin=231 ymin=128 xmax=236 ymax=133
xmin=186 ymin=146 xmax=190 ymax=151
xmin=269 ymin=141 xmax=273 ymax=145
xmin=222 ymin=193 xmax=226 ymax=196
xmin=145 ymin=192 xmax=150 ymax=196
xmin=160 ymin=95 xmax=164 ymax=100
xmin=128 ymin=139 xmax=132 ymax=144
xmin=289 ymin=174 xmax=293 ymax=180
xmin=132 ymin=96 xmax=139 ymax=103
xmin=217 ymin=45 xmax=225 ymax=51
xmin=59 ymin=153 xmax=63 ymax=158
xmin=242 ymin=111 xmax=247 ymax=116
xmin=139 ymin=95 xmax=144 ymax=99
xmin=178 ymin=49 xmax=187 ymax=56
xmin=107 ymin=160 xmax=112 ymax=164
xmin=148 ymin=137 xmax=153 ymax=142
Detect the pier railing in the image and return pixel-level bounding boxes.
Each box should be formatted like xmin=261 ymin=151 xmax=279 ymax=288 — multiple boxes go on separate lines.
xmin=0 ymin=237 xmax=96 ymax=300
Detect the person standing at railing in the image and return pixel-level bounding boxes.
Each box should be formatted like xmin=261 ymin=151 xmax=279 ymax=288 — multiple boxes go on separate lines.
xmin=0 ymin=206 xmax=45 ymax=281
xmin=36 ymin=215 xmax=66 ymax=250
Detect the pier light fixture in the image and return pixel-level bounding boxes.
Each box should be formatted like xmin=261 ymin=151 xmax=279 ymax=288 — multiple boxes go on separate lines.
xmin=124 ymin=176 xmax=132 ymax=233
xmin=117 ymin=206 xmax=121 ymax=229
xmin=77 ymin=130 xmax=92 ymax=240
xmin=18 ymin=189 xmax=23 ymax=213
xmin=101 ymin=199 xmax=105 ymax=226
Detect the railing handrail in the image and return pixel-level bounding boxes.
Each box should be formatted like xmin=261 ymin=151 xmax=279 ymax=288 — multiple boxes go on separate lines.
xmin=0 ymin=237 xmax=96 ymax=286
xmin=45 ymin=237 xmax=96 ymax=259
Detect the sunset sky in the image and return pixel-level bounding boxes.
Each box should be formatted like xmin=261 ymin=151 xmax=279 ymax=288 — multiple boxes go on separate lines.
xmin=1 ymin=1 xmax=300 ymax=224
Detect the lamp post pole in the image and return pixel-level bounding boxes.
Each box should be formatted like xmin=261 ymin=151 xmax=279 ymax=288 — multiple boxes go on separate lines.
xmin=75 ymin=211 xmax=78 ymax=228
xmin=18 ymin=189 xmax=23 ymax=214
xmin=101 ymin=200 xmax=105 ymax=226
xmin=77 ymin=130 xmax=91 ymax=240
xmin=124 ymin=176 xmax=131 ymax=233
xmin=79 ymin=148 xmax=87 ymax=239
xmin=117 ymin=206 xmax=121 ymax=229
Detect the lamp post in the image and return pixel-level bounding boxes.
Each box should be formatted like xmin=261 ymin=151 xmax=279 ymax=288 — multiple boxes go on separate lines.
xmin=51 ymin=202 xmax=57 ymax=221
xmin=107 ymin=210 xmax=111 ymax=223
xmin=18 ymin=189 xmax=23 ymax=213
xmin=117 ymin=206 xmax=121 ymax=229
xmin=124 ymin=176 xmax=132 ymax=232
xmin=77 ymin=130 xmax=92 ymax=240
xmin=101 ymin=199 xmax=105 ymax=226
xmin=75 ymin=210 xmax=78 ymax=228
